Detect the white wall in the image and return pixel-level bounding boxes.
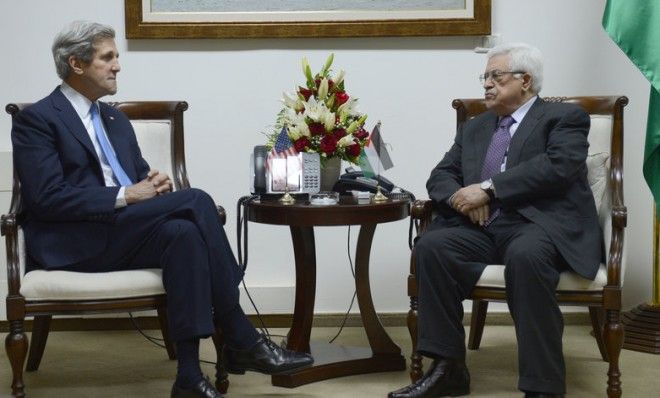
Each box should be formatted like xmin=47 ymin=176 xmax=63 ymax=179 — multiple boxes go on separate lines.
xmin=0 ymin=0 xmax=653 ymax=318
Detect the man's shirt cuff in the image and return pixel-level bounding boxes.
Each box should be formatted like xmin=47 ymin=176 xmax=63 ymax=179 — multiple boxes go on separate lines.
xmin=115 ymin=187 xmax=127 ymax=208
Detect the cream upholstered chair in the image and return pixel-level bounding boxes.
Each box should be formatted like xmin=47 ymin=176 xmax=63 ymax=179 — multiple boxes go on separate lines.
xmin=3 ymin=101 xmax=229 ymax=397
xmin=406 ymin=96 xmax=628 ymax=398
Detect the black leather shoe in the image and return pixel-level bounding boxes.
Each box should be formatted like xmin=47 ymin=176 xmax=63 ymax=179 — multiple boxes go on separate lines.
xmin=388 ymin=358 xmax=470 ymax=398
xmin=222 ymin=335 xmax=313 ymax=375
xmin=524 ymin=393 xmax=565 ymax=398
xmin=171 ymin=376 xmax=224 ymax=398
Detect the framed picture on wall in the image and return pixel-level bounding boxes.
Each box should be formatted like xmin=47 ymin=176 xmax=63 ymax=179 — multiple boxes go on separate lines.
xmin=124 ymin=0 xmax=491 ymax=39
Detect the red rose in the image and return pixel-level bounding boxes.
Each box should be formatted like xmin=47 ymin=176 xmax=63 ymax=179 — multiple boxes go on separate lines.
xmin=354 ymin=127 xmax=369 ymax=140
xmin=335 ymin=92 xmax=349 ymax=105
xmin=298 ymin=87 xmax=314 ymax=101
xmin=319 ymin=135 xmax=338 ymax=155
xmin=308 ymin=122 xmax=325 ymax=136
xmin=332 ymin=128 xmax=347 ymax=140
xmin=327 ymin=79 xmax=335 ymax=91
xmin=346 ymin=142 xmax=361 ymax=157
xmin=294 ymin=137 xmax=310 ymax=152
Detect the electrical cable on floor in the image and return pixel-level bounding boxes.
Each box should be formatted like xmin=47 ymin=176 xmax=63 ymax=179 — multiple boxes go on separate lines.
xmin=128 ymin=312 xmax=167 ymax=349
xmin=328 ymin=225 xmax=358 ymax=344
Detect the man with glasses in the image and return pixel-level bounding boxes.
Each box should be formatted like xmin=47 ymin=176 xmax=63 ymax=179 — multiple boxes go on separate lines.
xmin=389 ymin=43 xmax=600 ymax=398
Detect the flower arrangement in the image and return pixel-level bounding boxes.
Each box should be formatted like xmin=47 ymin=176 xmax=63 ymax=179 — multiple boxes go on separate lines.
xmin=268 ymin=54 xmax=370 ymax=164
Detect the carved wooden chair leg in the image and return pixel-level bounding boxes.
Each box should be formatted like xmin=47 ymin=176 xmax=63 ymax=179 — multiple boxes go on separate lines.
xmin=467 ymin=299 xmax=489 ymax=350
xmin=211 ymin=328 xmax=229 ymax=394
xmin=26 ymin=315 xmax=51 ymax=371
xmin=603 ymin=308 xmax=623 ymax=398
xmin=588 ymin=306 xmax=608 ymax=361
xmin=6 ymin=319 xmax=28 ymax=398
xmin=156 ymin=306 xmax=176 ymax=360
xmin=407 ymin=296 xmax=423 ymax=382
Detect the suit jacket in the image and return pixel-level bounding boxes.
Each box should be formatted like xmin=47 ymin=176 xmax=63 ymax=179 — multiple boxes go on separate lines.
xmin=427 ymin=98 xmax=602 ymax=280
xmin=11 ymin=87 xmax=151 ymax=268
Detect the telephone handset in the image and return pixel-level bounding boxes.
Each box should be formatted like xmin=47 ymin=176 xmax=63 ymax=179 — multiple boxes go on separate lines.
xmin=332 ymin=170 xmax=396 ymax=194
xmin=252 ymin=146 xmax=268 ymax=194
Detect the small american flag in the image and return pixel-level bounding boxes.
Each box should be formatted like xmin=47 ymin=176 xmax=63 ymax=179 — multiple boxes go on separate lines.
xmin=266 ymin=126 xmax=298 ymax=170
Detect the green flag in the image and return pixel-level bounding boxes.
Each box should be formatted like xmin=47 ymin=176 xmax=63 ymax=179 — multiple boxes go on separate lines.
xmin=603 ymin=0 xmax=660 ymax=209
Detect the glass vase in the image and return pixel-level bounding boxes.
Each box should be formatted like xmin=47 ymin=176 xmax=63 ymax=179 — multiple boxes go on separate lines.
xmin=320 ymin=156 xmax=342 ymax=192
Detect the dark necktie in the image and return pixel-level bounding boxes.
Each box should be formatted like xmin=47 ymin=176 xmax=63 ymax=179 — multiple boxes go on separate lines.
xmin=481 ymin=115 xmax=515 ymax=226
xmin=90 ymin=103 xmax=133 ymax=186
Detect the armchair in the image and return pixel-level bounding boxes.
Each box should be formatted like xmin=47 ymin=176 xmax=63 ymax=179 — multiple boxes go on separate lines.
xmin=406 ymin=96 xmax=628 ymax=398
xmin=3 ymin=101 xmax=229 ymax=397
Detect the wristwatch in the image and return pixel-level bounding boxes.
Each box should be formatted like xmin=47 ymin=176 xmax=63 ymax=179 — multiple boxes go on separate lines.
xmin=480 ymin=179 xmax=495 ymax=200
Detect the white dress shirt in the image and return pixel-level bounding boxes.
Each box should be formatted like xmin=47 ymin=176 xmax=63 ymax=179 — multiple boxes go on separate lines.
xmin=59 ymin=82 xmax=127 ymax=207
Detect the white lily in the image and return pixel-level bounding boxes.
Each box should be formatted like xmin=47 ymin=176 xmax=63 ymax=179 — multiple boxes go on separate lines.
xmin=322 ymin=111 xmax=336 ymax=131
xmin=321 ymin=53 xmax=334 ymax=76
xmin=288 ymin=112 xmax=310 ymax=137
xmin=282 ymin=92 xmax=299 ymax=109
xmin=302 ymin=57 xmax=314 ymax=87
xmin=302 ymin=96 xmax=322 ymax=121
xmin=339 ymin=98 xmax=359 ymax=116
xmin=325 ymin=94 xmax=335 ymax=109
xmin=318 ymin=78 xmax=329 ymax=100
xmin=346 ymin=114 xmax=368 ymax=134
xmin=304 ymin=96 xmax=333 ymax=125
xmin=337 ymin=134 xmax=355 ymax=147
xmin=288 ymin=126 xmax=303 ymax=141
xmin=334 ymin=69 xmax=346 ymax=86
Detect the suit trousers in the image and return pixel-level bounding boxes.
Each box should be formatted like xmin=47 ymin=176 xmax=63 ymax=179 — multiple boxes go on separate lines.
xmin=61 ymin=188 xmax=244 ymax=342
xmin=415 ymin=210 xmax=568 ymax=394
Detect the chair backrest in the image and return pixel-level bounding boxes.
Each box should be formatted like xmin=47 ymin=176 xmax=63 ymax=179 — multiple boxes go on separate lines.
xmin=5 ymin=100 xmax=190 ymax=276
xmin=452 ymin=96 xmax=628 ymax=283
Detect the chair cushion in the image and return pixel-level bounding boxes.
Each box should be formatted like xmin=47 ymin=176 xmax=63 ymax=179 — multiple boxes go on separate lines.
xmin=476 ymin=264 xmax=608 ymax=291
xmin=587 ymin=115 xmax=612 ymax=155
xmin=586 ymin=152 xmax=609 ymax=213
xmin=131 ymin=120 xmax=174 ymax=178
xmin=19 ymin=269 xmax=165 ymax=301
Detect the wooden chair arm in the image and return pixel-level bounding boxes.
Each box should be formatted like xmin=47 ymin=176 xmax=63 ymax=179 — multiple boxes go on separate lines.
xmin=411 ymin=199 xmax=434 ymax=237
xmin=1 ymin=212 xmax=23 ymax=297
xmin=605 ymin=204 xmax=627 ymax=291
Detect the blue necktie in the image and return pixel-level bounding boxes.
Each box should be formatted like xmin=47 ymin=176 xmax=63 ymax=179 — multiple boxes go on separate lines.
xmin=90 ymin=103 xmax=132 ymax=186
xmin=481 ymin=115 xmax=515 ymax=226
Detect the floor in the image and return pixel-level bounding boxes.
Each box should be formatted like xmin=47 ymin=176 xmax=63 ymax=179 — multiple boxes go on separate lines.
xmin=1 ymin=325 xmax=658 ymax=397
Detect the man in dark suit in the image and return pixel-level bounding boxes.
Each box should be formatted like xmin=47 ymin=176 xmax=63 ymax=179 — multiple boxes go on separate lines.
xmin=389 ymin=43 xmax=600 ymax=398
xmin=11 ymin=21 xmax=312 ymax=398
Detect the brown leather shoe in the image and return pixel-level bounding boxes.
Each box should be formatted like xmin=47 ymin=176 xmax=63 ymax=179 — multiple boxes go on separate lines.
xmin=171 ymin=376 xmax=224 ymax=398
xmin=388 ymin=358 xmax=470 ymax=398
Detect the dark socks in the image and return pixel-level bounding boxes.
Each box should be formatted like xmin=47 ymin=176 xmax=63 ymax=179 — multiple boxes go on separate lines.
xmin=216 ymin=305 xmax=260 ymax=349
xmin=175 ymin=338 xmax=203 ymax=389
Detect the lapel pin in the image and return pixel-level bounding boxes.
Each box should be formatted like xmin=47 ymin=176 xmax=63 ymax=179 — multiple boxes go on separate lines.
xmin=109 ymin=116 xmax=115 ymax=120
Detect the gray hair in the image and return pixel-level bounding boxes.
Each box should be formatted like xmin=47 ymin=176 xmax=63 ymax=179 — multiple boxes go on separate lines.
xmin=52 ymin=21 xmax=115 ymax=80
xmin=487 ymin=43 xmax=543 ymax=94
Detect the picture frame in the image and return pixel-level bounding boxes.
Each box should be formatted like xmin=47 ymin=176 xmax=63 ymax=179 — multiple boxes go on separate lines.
xmin=125 ymin=0 xmax=491 ymax=39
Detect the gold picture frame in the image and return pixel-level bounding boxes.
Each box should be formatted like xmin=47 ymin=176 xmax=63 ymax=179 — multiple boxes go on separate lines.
xmin=125 ymin=0 xmax=491 ymax=39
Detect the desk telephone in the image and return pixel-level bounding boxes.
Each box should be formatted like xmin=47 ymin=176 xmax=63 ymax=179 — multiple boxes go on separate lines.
xmin=331 ymin=169 xmax=395 ymax=194
xmin=250 ymin=145 xmax=321 ymax=194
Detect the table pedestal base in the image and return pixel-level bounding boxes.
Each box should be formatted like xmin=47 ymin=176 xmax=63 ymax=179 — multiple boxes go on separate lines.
xmin=272 ymin=342 xmax=406 ymax=388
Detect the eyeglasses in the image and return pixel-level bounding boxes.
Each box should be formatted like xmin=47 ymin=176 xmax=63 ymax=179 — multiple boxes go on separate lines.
xmin=479 ymin=70 xmax=526 ymax=84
